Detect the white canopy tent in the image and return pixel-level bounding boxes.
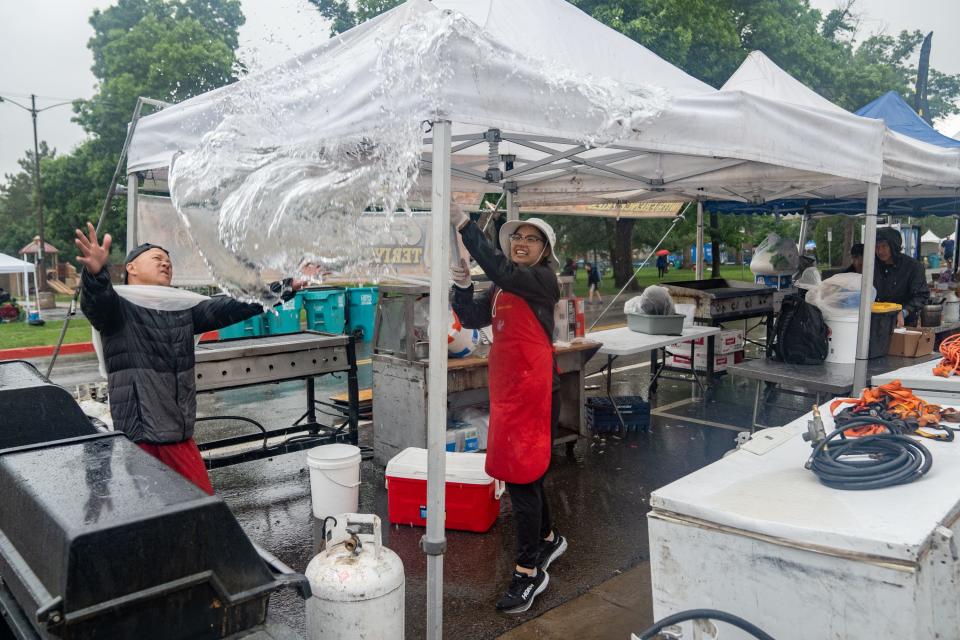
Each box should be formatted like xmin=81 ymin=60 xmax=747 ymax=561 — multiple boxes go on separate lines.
xmin=0 ymin=252 xmax=35 ymax=316
xmin=722 ymin=51 xmax=960 ymax=393
xmin=123 ymin=2 xmax=901 ymax=636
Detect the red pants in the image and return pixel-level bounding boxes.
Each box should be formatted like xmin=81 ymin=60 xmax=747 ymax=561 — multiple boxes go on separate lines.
xmin=139 ymin=438 xmax=214 ymax=495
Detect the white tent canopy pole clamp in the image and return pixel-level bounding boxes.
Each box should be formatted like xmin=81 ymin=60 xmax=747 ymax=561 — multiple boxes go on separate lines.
xmin=425 ymin=118 xmax=451 ymax=639
xmin=854 ymin=184 xmax=880 ymax=395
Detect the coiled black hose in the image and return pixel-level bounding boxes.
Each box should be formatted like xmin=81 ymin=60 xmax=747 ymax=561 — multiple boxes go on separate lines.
xmin=806 ymin=416 xmax=932 ymax=490
xmin=638 ymin=608 xmax=775 ymax=640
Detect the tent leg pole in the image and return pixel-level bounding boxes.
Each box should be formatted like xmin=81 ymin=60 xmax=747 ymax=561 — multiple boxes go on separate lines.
xmin=127 ymin=173 xmax=139 ymax=252
xmin=953 ymin=215 xmax=959 ymax=275
xmin=853 ymin=183 xmax=879 ymax=395
xmin=506 ymin=187 xmax=518 ymax=222
xmin=695 ymin=200 xmax=704 ymax=280
xmin=797 ymin=213 xmax=809 ymax=253
xmin=424 ymin=118 xmax=451 ymax=640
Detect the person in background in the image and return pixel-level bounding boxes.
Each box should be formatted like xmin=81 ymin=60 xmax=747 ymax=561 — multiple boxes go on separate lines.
xmin=874 ymin=228 xmax=928 ymax=327
xmin=76 ymin=223 xmax=299 ymax=494
xmin=844 ymin=243 xmax=864 ymax=274
xmin=585 ymin=262 xmax=602 ymax=305
xmin=561 ymin=257 xmax=576 ymax=277
xmin=942 ymin=236 xmax=955 ymax=269
xmin=656 ymin=254 xmax=668 ymax=279
xmin=450 ymin=209 xmax=566 ymax=614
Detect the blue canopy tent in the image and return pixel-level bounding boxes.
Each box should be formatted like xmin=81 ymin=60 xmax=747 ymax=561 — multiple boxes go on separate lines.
xmin=856 ymin=91 xmax=960 ymax=149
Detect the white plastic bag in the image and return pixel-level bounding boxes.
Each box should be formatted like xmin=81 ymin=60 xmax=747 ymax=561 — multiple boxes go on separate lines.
xmin=806 ymin=273 xmax=875 ymax=320
xmin=795 ymin=266 xmax=822 ymax=290
xmin=626 ymin=285 xmax=675 ymax=316
xmin=750 ymin=233 xmax=800 ymax=275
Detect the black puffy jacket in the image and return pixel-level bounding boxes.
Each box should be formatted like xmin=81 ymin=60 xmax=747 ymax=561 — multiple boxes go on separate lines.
xmin=81 ymin=268 xmax=265 ymax=443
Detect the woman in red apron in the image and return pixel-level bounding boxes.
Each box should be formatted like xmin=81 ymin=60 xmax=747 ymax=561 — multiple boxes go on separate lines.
xmin=450 ymin=207 xmax=567 ymax=614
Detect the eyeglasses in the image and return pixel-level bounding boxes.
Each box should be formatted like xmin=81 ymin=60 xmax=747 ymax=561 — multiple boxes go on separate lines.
xmin=509 ymin=233 xmax=545 ymax=245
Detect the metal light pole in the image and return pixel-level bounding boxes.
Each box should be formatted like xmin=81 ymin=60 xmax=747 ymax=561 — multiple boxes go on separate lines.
xmin=827 ymin=228 xmax=833 ymax=267
xmin=0 ymin=94 xmax=76 ymax=294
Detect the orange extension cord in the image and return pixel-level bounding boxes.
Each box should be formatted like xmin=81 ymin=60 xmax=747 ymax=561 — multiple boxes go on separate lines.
xmin=933 ymin=333 xmax=960 ymax=378
xmin=830 ymin=380 xmax=956 ymax=437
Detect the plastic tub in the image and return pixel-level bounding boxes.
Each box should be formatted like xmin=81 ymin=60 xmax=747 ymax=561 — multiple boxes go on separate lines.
xmin=626 ymin=313 xmax=684 ymax=336
xmin=264 ymin=295 xmax=303 ymax=335
xmin=929 ymin=255 xmax=942 ymax=268
xmin=218 ymin=315 xmax=265 ymax=340
xmin=302 ymin=289 xmax=346 ymax=334
xmin=824 ymin=316 xmax=858 ymax=363
xmin=307 ymin=444 xmax=362 ymax=520
xmin=346 ymin=287 xmax=379 ymax=341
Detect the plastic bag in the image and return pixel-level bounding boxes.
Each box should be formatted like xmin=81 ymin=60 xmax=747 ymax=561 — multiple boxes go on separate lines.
xmin=794 ymin=266 xmax=822 ymax=290
xmin=626 ymin=285 xmax=675 ymax=316
xmin=806 ymin=273 xmax=876 ymax=320
xmin=750 ymin=233 xmax=799 ymax=275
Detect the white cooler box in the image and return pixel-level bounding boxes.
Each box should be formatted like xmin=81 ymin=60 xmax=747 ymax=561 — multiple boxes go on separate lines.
xmin=648 ymin=395 xmax=960 ymax=639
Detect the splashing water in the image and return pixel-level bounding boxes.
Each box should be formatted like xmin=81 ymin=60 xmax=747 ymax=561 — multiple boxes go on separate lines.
xmin=168 ymin=3 xmax=671 ymax=303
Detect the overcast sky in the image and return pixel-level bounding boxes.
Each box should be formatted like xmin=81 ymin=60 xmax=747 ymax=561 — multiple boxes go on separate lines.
xmin=1 ymin=0 xmax=958 ymax=184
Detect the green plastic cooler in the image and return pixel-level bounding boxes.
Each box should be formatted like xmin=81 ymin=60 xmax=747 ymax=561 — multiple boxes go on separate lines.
xmin=263 ymin=295 xmax=303 ymax=335
xmin=301 ymin=289 xmax=346 ymax=334
xmin=346 ymin=287 xmax=378 ymax=341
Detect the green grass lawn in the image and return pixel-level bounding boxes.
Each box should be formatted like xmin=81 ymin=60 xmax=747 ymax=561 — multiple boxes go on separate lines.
xmin=570 ymin=264 xmax=754 ymax=298
xmin=0 ymin=317 xmax=93 ymax=350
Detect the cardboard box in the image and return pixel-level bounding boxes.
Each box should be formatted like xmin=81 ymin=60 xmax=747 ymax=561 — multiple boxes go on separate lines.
xmin=666 ymin=351 xmax=732 ymax=372
xmin=887 ymin=328 xmax=935 ymax=357
xmin=553 ymin=296 xmax=586 ymax=343
xmin=667 ymin=329 xmax=744 ymax=356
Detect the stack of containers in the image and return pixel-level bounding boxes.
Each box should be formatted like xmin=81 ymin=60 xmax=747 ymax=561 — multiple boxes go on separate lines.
xmin=665 ymin=329 xmax=745 ymax=372
xmin=219 ymin=295 xmax=304 ymax=340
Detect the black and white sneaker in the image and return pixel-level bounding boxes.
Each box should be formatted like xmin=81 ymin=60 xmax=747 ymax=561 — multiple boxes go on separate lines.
xmin=536 ymin=534 xmax=568 ymax=572
xmin=495 ymin=570 xmax=549 ymax=613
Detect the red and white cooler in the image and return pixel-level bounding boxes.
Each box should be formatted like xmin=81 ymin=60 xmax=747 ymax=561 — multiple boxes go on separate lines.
xmin=385 ymin=448 xmax=504 ymax=533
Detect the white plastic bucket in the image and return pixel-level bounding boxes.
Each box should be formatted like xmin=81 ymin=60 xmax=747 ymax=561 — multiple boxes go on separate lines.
xmin=307 ymin=444 xmax=362 ymax=520
xmin=824 ymin=316 xmax=858 ymax=364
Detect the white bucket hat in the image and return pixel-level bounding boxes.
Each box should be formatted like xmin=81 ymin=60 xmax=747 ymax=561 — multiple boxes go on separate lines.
xmin=499 ymin=218 xmax=559 ymax=270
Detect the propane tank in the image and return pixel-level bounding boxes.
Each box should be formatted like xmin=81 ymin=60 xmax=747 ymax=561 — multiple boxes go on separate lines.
xmin=305 ymin=513 xmax=405 ymax=640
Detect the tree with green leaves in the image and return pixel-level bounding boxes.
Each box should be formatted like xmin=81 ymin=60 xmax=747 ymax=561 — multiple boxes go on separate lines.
xmin=0 ymin=0 xmax=246 ymax=265
xmin=307 ymin=0 xmax=402 ymax=36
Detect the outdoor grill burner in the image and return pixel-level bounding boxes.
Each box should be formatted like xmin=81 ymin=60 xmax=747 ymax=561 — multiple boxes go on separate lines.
xmin=662 ymin=279 xmax=775 ymax=351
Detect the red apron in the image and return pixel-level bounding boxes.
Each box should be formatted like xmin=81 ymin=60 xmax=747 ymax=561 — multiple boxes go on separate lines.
xmin=486 ymin=289 xmax=553 ymax=484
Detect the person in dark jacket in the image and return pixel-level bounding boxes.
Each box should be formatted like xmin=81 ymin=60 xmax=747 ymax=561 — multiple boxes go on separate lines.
xmin=75 ymin=223 xmax=296 ymax=494
xmin=874 ymin=227 xmax=929 ymax=327
xmin=585 ymin=262 xmax=602 ymax=304
xmin=449 ymin=209 xmax=565 ymax=614
xmin=843 ymin=243 xmax=864 ymax=274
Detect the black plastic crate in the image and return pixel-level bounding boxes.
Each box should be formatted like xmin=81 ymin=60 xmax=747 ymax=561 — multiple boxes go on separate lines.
xmin=586 ymin=396 xmax=651 ymax=433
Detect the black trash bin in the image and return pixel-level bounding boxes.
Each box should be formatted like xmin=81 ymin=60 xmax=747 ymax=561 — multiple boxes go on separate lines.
xmin=869 ymin=304 xmax=901 ymax=358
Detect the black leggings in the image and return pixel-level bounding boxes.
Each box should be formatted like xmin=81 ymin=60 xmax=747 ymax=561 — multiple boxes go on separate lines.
xmin=506 ymin=389 xmax=561 ymax=569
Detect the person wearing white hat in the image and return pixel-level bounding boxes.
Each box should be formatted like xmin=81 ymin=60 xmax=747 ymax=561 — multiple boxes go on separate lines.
xmin=450 ymin=206 xmax=566 ymax=614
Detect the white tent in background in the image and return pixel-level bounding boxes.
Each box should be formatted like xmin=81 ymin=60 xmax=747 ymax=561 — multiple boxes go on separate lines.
xmin=722 ymin=50 xmax=960 ymax=392
xmin=124 ymin=2 xmax=902 ymax=637
xmin=0 ymin=252 xmax=35 ymax=316
xmin=920 ymin=229 xmax=942 ymax=258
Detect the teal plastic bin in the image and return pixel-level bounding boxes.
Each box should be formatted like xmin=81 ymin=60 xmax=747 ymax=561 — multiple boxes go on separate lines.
xmin=929 ymin=254 xmax=942 ymax=268
xmin=301 ymin=289 xmax=346 ymax=334
xmin=263 ymin=295 xmax=303 ymax=335
xmin=346 ymin=286 xmax=378 ymax=341
xmin=218 ymin=314 xmax=265 ymax=340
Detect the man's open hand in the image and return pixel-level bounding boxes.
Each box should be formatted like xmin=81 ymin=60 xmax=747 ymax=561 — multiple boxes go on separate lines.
xmin=75 ymin=222 xmax=112 ymax=275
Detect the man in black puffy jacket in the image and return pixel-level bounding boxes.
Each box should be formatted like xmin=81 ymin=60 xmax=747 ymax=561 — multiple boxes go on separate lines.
xmin=76 ymin=223 xmax=295 ymax=494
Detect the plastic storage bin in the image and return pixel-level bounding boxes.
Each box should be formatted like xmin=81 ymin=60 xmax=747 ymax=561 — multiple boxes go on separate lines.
xmin=302 ymin=289 xmax=346 ymax=334
xmin=218 ymin=314 xmax=265 ymax=340
xmin=626 ymin=313 xmax=684 ymax=336
xmin=586 ymin=396 xmax=651 ymax=433
xmin=346 ymin=286 xmax=379 ymax=341
xmin=385 ymin=447 xmax=503 ymax=532
xmin=263 ymin=295 xmax=303 ymax=335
